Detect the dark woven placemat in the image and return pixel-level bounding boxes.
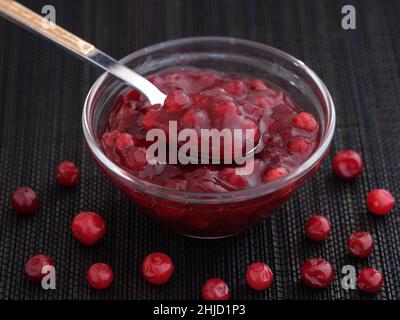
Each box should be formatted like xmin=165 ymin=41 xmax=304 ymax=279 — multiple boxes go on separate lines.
xmin=0 ymin=0 xmax=399 ymax=300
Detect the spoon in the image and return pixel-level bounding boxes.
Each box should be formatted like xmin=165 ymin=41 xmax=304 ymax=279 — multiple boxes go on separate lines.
xmin=0 ymin=0 xmax=166 ymax=105
xmin=0 ymin=0 xmax=263 ymax=159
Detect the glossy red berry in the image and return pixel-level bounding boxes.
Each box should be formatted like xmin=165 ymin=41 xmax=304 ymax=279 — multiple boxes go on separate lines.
xmin=263 ymin=167 xmax=288 ymax=183
xmin=122 ymin=88 xmax=140 ymax=102
xmin=300 ymin=258 xmax=334 ymax=289
xmin=291 ymin=112 xmax=317 ymax=131
xmin=225 ymin=80 xmax=246 ymax=96
xmin=25 ymin=254 xmax=54 ymax=283
xmin=164 ymin=90 xmax=190 ymax=112
xmin=348 ymin=231 xmax=374 ymax=258
xmin=246 ymin=262 xmax=274 ymax=291
xmin=202 ymin=278 xmax=230 ymax=300
xmin=71 ymin=212 xmax=106 ymax=246
xmin=249 ymin=79 xmax=268 ymax=91
xmin=219 ymin=168 xmax=248 ymax=189
xmin=305 ymin=215 xmax=332 ymax=241
xmin=288 ymin=136 xmax=311 ymax=154
xmin=142 ymin=252 xmax=174 ymax=285
xmin=357 ymin=268 xmax=383 ymax=293
xmin=56 ymin=161 xmax=80 ymax=186
xmin=87 ymin=263 xmax=113 ymax=290
xmin=366 ymin=189 xmax=395 ymax=216
xmin=332 ymin=150 xmax=363 ymax=180
xmin=11 ymin=187 xmax=38 ymax=214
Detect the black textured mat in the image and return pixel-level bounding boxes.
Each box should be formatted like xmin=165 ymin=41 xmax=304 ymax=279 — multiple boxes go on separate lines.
xmin=0 ymin=0 xmax=399 ymax=300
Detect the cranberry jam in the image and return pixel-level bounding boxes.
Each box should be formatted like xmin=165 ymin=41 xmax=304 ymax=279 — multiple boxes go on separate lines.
xmin=101 ymin=70 xmax=320 ymax=193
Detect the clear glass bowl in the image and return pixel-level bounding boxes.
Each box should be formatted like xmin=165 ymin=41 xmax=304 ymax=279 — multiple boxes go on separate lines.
xmin=82 ymin=37 xmax=335 ymax=238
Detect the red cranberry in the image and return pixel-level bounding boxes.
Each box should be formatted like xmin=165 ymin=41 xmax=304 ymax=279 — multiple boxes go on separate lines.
xmin=246 ymin=262 xmax=274 ymax=291
xmin=11 ymin=187 xmax=38 ymax=214
xmin=300 ymin=258 xmax=334 ymax=288
xmin=141 ymin=252 xmax=174 ymax=285
xmin=249 ymin=79 xmax=268 ymax=91
xmin=348 ymin=231 xmax=374 ymax=258
xmin=305 ymin=215 xmax=332 ymax=241
xmin=225 ymin=80 xmax=246 ymax=96
xmin=142 ymin=108 xmax=159 ymax=130
xmin=332 ymin=150 xmax=363 ymax=180
xmin=263 ymin=167 xmax=288 ymax=182
xmin=87 ymin=263 xmax=113 ymax=290
xmin=181 ymin=109 xmax=210 ymax=129
xmin=291 ymin=112 xmax=317 ymax=131
xmin=71 ymin=211 xmax=106 ymax=246
xmin=164 ymin=90 xmax=190 ymax=112
xmin=219 ymin=168 xmax=248 ymax=189
xmin=202 ymin=278 xmax=230 ymax=300
xmin=357 ymin=268 xmax=383 ymax=293
xmin=56 ymin=161 xmax=80 ymax=186
xmin=288 ymin=136 xmax=311 ymax=154
xmin=213 ymin=100 xmax=238 ymax=118
xmin=115 ymin=133 xmax=137 ymax=155
xmin=125 ymin=147 xmax=148 ymax=171
xmin=25 ymin=254 xmax=54 ymax=283
xmin=366 ymin=189 xmax=395 ymax=216
xmin=122 ymin=88 xmax=140 ymax=102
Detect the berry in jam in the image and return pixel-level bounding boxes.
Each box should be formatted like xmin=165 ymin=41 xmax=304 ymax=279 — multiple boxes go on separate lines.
xmin=100 ymin=70 xmax=320 ymax=192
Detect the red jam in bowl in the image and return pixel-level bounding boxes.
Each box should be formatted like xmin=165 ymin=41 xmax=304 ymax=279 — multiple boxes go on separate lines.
xmin=99 ymin=69 xmax=321 ymax=237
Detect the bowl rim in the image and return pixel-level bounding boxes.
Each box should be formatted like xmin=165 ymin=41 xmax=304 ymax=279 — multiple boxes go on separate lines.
xmin=82 ymin=36 xmax=336 ymax=204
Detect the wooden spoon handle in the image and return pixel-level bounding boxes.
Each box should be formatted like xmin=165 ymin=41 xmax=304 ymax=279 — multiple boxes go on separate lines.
xmin=0 ymin=0 xmax=95 ymax=55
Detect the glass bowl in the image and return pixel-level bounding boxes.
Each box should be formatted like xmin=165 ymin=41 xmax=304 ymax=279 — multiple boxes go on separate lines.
xmin=82 ymin=37 xmax=335 ymax=238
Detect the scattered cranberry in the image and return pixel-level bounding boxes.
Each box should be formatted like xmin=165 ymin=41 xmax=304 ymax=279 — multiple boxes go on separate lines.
xmin=291 ymin=112 xmax=317 ymax=131
xmin=202 ymin=278 xmax=230 ymax=300
xmin=262 ymin=167 xmax=288 ymax=182
xmin=246 ymin=262 xmax=274 ymax=291
xmin=25 ymin=254 xmax=54 ymax=283
xmin=357 ymin=268 xmax=383 ymax=293
xmin=11 ymin=187 xmax=38 ymax=214
xmin=87 ymin=263 xmax=113 ymax=290
xmin=305 ymin=215 xmax=332 ymax=241
xmin=142 ymin=252 xmax=174 ymax=285
xmin=71 ymin=211 xmax=106 ymax=246
xmin=347 ymin=231 xmax=374 ymax=258
xmin=300 ymin=258 xmax=334 ymax=288
xmin=366 ymin=189 xmax=395 ymax=216
xmin=332 ymin=150 xmax=363 ymax=180
xmin=56 ymin=161 xmax=80 ymax=186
